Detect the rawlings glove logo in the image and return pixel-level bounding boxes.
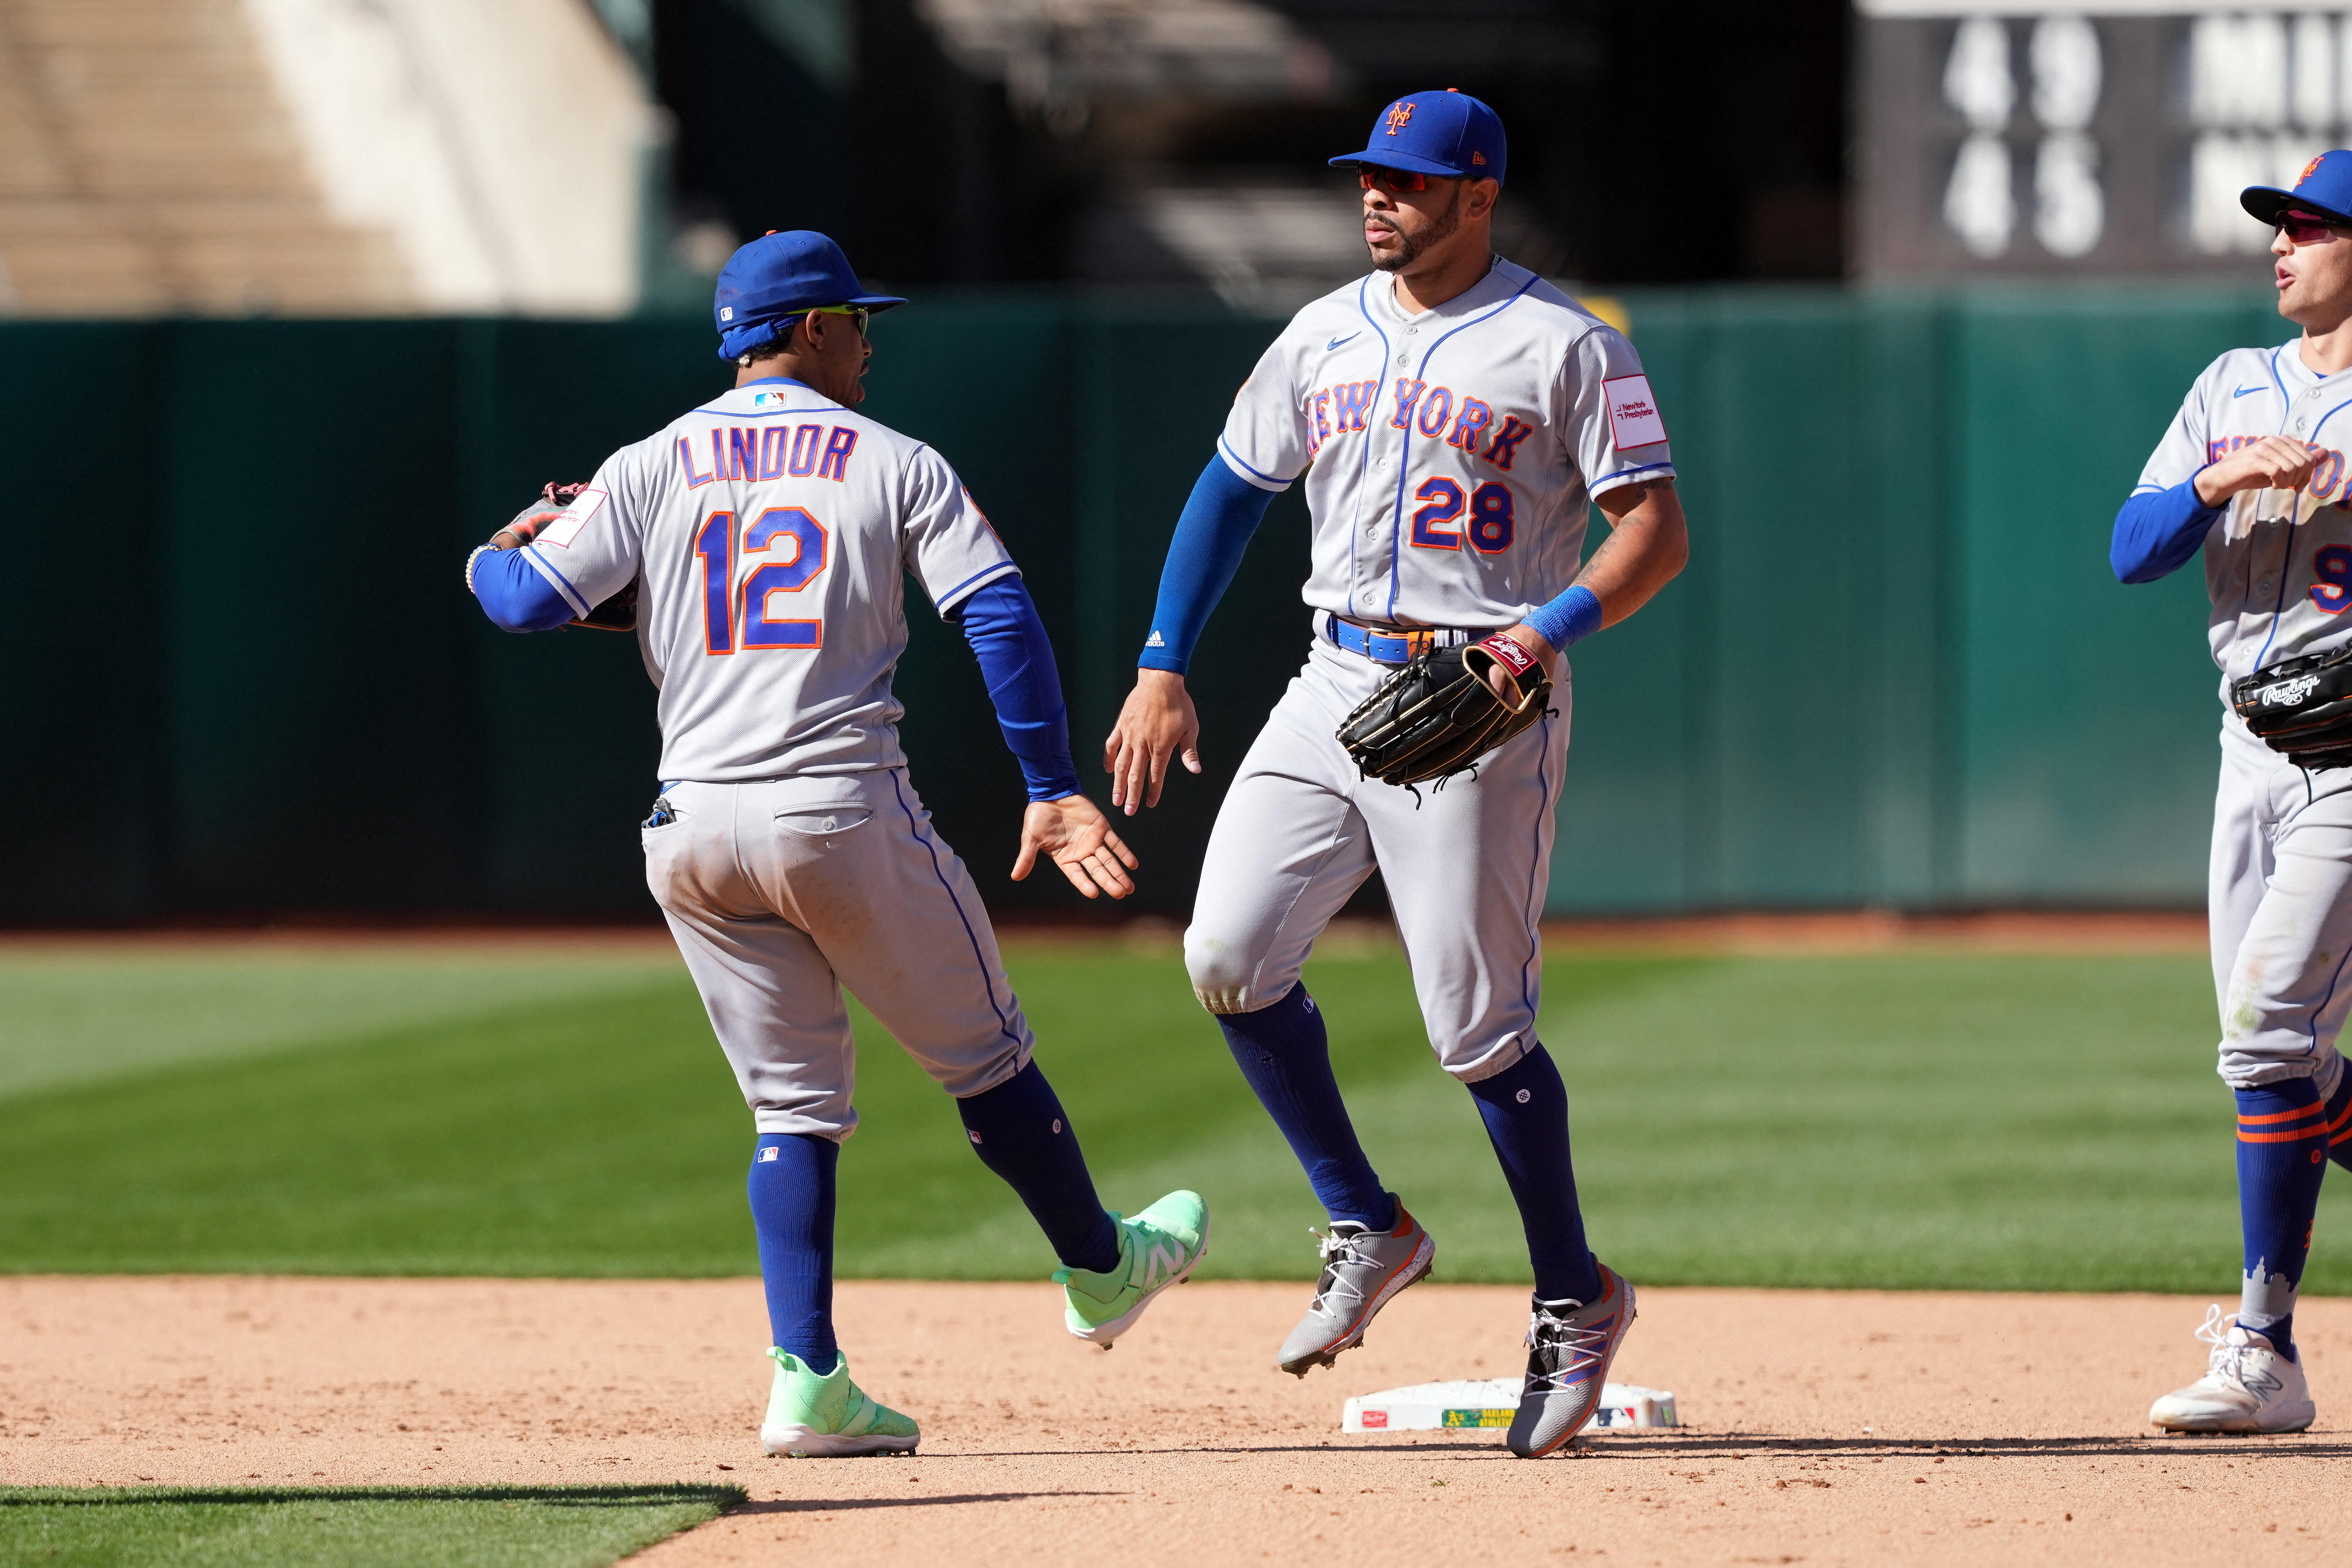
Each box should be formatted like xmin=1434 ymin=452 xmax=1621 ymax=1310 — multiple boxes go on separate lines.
xmin=2264 ymin=675 xmax=2323 ymax=707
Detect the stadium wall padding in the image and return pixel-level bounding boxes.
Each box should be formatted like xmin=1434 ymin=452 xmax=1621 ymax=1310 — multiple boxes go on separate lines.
xmin=0 ymin=288 xmax=2280 ymax=922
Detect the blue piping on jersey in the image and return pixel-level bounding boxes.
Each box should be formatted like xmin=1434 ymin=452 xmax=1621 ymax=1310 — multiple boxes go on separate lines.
xmin=888 ymin=769 xmax=1024 ymax=1052
xmin=1216 ymin=435 xmax=1294 ymax=489
xmin=1353 ymin=275 xmax=1396 ymax=610
xmin=1516 ymin=709 xmax=1554 ymax=1028
xmin=2302 ymin=927 xmax=2352 ymax=1058
xmin=2300 ymin=394 xmax=2352 ymax=445
xmin=688 ymin=405 xmax=837 ymax=419
xmin=1590 ymin=460 xmax=1676 ymax=490
xmin=933 ymin=561 xmax=1021 ymax=615
xmin=520 ymin=544 xmax=591 ymax=616
xmin=1384 ymin=268 xmax=1544 ymax=621
xmin=2246 ymin=347 xmax=2352 ymax=669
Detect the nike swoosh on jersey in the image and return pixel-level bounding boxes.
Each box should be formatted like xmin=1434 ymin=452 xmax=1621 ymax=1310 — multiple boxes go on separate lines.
xmin=1326 ymin=333 xmax=1360 ymax=350
xmin=2235 ymin=386 xmax=2266 ymax=398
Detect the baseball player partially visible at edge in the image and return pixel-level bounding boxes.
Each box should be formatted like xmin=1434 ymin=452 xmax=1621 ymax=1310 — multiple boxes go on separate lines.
xmin=1106 ymin=91 xmax=1689 ymax=1457
xmin=464 ymin=231 xmax=1209 ymax=1457
xmin=2114 ymin=152 xmax=2352 ymax=1434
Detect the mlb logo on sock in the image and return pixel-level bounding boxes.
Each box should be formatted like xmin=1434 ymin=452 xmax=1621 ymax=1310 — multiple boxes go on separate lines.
xmin=757 ymin=1146 xmax=780 ymax=1163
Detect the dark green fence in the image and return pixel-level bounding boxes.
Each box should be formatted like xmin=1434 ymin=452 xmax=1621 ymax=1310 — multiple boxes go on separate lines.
xmin=0 ymin=287 xmax=2280 ymax=923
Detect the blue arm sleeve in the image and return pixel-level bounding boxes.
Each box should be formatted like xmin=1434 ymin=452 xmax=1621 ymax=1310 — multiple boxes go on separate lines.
xmin=469 ymin=547 xmax=576 ymax=633
xmin=2111 ymin=477 xmax=2222 ymax=584
xmin=1137 ymin=457 xmax=1279 ymax=674
xmin=955 ymin=576 xmax=1083 ymax=803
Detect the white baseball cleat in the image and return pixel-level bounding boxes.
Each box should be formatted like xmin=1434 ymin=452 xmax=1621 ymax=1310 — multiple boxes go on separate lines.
xmin=2147 ymin=1304 xmax=2315 ymax=1434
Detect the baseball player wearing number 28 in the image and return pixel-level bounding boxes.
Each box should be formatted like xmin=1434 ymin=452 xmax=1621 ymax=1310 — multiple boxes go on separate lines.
xmin=2114 ymin=152 xmax=2352 ymax=1433
xmin=1107 ymin=91 xmax=1689 ymax=1458
xmin=464 ymin=231 xmax=1209 ymax=1457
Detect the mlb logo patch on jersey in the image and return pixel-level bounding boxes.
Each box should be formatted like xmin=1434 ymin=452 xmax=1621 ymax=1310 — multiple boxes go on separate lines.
xmin=535 ymin=487 xmax=608 ymax=549
xmin=1602 ymin=375 xmax=1668 ymax=449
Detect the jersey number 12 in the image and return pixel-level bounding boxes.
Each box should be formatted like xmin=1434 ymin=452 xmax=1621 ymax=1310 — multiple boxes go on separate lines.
xmin=696 ymin=507 xmax=829 ymax=653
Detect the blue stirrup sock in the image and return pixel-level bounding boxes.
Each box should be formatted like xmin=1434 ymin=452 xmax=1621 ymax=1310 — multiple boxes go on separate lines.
xmin=1467 ymin=1044 xmax=1604 ymax=1306
xmin=1217 ymin=984 xmax=1396 ymax=1232
xmin=956 ymin=1061 xmax=1122 ymax=1275
xmin=749 ymin=1132 xmax=840 ymax=1374
xmin=2236 ymin=1079 xmax=2331 ymax=1359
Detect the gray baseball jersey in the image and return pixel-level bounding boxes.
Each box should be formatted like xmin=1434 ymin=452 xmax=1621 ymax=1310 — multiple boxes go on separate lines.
xmin=520 ymin=377 xmax=1037 ymax=1136
xmin=514 ymin=380 xmax=1017 ymax=780
xmin=1183 ymin=262 xmax=1675 ymax=1075
xmin=1205 ymin=257 xmax=1672 ymax=634
xmin=2135 ymin=342 xmax=2352 ymax=1115
xmin=2133 ymin=342 xmax=2352 ymax=709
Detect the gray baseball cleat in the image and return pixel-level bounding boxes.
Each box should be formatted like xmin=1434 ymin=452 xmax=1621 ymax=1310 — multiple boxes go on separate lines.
xmin=1276 ymin=1200 xmax=1436 ymax=1376
xmin=1507 ymin=1262 xmax=1636 ymax=1458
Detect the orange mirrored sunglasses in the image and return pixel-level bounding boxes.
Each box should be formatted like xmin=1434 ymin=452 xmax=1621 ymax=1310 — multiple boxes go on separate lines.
xmin=1358 ymin=165 xmax=1430 ymax=194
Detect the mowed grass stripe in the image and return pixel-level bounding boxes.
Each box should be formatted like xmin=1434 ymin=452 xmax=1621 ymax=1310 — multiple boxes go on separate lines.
xmin=0 ymin=945 xmax=2309 ymax=1293
xmin=0 ymin=952 xmax=680 ymax=1101
xmin=0 ymin=1484 xmax=740 ymax=1568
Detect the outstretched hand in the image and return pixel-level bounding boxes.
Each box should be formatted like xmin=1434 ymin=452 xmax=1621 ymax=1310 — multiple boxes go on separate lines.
xmin=1104 ymin=670 xmax=1202 ymax=815
xmin=1012 ymin=794 xmax=1140 ymax=899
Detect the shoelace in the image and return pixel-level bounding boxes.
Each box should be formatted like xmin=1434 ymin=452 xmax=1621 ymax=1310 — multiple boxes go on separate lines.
xmin=1522 ymin=1305 xmax=1614 ymax=1395
xmin=1306 ymin=1226 xmax=1379 ymax=1314
xmin=2190 ymin=1302 xmax=2264 ymax=1390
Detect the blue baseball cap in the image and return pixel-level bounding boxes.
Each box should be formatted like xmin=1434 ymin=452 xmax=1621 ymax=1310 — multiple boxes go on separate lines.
xmin=2243 ymin=149 xmax=2352 ymax=227
xmin=713 ymin=230 xmax=907 ymax=362
xmin=1328 ymin=89 xmax=1506 ymax=186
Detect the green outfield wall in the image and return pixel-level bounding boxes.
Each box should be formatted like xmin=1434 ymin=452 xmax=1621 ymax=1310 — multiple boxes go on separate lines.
xmin=0 ymin=288 xmax=2282 ymax=923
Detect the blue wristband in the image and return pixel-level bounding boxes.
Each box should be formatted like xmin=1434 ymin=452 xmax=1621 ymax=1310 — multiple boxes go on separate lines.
xmin=1525 ymin=584 xmax=1603 ymax=653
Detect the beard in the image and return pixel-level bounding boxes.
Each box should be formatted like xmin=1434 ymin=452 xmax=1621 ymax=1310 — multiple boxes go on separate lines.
xmin=1371 ymin=183 xmax=1464 ymax=272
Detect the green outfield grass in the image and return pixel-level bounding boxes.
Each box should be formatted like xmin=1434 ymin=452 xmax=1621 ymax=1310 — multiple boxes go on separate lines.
xmin=0 ymin=1484 xmax=739 ymax=1568
xmin=0 ymin=938 xmax=2322 ymax=1293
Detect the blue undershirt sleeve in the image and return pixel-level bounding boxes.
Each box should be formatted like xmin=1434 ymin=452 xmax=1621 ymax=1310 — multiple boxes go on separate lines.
xmin=2112 ymin=476 xmax=2222 ymax=585
xmin=953 ymin=576 xmax=1082 ymax=803
xmin=469 ymin=547 xmax=577 ymax=632
xmin=1137 ymin=456 xmax=1279 ymax=674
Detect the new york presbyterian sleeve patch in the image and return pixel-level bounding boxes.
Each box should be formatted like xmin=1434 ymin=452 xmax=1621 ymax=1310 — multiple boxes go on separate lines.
xmin=535 ymin=487 xmax=608 ymax=548
xmin=1602 ymin=375 xmax=1668 ymax=449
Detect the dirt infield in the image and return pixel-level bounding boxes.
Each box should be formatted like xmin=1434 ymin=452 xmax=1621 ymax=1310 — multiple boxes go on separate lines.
xmin=1 ymin=1277 xmax=2339 ymax=1565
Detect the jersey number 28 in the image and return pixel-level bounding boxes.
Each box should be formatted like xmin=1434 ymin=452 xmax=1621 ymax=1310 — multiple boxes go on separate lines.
xmin=1409 ymin=478 xmax=1515 ymax=553
xmin=696 ymin=507 xmax=829 ymax=653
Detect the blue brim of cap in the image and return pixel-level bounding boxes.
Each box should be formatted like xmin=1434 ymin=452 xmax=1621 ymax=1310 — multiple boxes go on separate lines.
xmin=2243 ymin=185 xmax=2352 ymax=227
xmin=847 ymin=293 xmax=909 ymax=310
xmin=1328 ymin=149 xmax=1470 ymax=178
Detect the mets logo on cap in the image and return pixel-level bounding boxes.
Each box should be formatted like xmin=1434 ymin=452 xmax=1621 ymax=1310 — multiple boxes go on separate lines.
xmin=1333 ymin=90 xmax=1509 ymax=186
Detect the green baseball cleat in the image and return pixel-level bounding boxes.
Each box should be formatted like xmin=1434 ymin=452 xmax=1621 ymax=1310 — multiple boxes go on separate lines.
xmin=759 ymin=1348 xmax=920 ymax=1457
xmin=1055 ymin=1190 xmax=1212 ymax=1347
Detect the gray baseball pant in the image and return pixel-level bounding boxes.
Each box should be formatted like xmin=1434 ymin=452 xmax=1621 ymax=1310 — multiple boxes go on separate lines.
xmin=642 ymin=770 xmax=1033 ymax=1139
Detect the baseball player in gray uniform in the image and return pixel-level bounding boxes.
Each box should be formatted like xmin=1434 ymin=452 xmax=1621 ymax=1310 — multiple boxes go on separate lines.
xmin=468 ymin=231 xmax=1208 ymax=1457
xmin=1105 ymin=91 xmax=1689 ymax=1457
xmin=2115 ymin=152 xmax=2352 ymax=1434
